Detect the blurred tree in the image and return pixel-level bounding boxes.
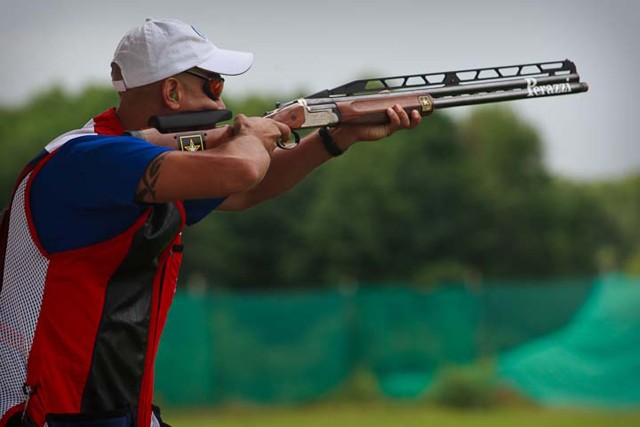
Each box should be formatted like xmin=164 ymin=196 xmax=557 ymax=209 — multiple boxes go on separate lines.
xmin=187 ymin=111 xmax=488 ymax=288
xmin=586 ymin=175 xmax=640 ymax=274
xmin=0 ymin=85 xmax=117 ymax=205
xmin=459 ymin=107 xmax=617 ymax=279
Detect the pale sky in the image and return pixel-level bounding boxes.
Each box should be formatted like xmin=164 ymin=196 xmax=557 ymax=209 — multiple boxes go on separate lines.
xmin=2 ymin=0 xmax=638 ymax=180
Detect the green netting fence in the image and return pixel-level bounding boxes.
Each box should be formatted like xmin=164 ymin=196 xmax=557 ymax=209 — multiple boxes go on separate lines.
xmin=154 ymin=275 xmax=639 ymax=407
xmin=499 ymin=274 xmax=640 ymax=408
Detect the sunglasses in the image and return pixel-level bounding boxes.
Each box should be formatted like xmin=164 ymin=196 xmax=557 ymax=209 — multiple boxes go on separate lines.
xmin=183 ymin=69 xmax=225 ymax=101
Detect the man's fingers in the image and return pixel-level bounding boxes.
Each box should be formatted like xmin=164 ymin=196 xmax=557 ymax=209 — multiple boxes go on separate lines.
xmin=233 ymin=115 xmax=293 ymax=152
xmin=387 ymin=104 xmax=415 ymax=130
xmin=386 ymin=106 xmax=401 ymax=128
xmin=409 ymin=110 xmax=422 ymax=128
xmin=275 ymin=121 xmax=292 ymax=142
xmin=394 ymin=104 xmax=411 ymax=128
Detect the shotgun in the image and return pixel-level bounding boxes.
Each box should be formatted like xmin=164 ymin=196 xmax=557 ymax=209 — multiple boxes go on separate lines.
xmin=131 ymin=59 xmax=588 ymax=149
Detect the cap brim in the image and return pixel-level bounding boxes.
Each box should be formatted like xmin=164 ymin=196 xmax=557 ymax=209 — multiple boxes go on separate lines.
xmin=198 ymin=48 xmax=254 ymax=76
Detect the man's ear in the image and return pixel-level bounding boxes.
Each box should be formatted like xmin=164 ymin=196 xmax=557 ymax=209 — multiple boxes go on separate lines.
xmin=162 ymin=78 xmax=181 ymax=110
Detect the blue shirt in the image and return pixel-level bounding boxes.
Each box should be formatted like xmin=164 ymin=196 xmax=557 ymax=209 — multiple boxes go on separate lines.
xmin=30 ymin=135 xmax=225 ymax=254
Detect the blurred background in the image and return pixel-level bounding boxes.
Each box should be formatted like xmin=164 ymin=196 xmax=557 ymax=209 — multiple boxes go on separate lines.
xmin=2 ymin=0 xmax=639 ymax=426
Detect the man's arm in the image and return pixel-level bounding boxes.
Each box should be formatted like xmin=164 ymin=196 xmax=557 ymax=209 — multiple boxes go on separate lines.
xmin=135 ymin=115 xmax=289 ymax=203
xmin=217 ymin=105 xmax=421 ymax=211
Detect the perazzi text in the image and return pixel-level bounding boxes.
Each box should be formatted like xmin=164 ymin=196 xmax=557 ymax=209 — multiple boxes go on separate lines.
xmin=526 ymin=78 xmax=572 ymax=97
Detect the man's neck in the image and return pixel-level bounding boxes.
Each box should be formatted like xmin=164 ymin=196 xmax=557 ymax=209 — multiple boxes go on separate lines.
xmin=116 ymin=103 xmax=161 ymax=131
xmin=115 ymin=89 xmax=168 ymax=131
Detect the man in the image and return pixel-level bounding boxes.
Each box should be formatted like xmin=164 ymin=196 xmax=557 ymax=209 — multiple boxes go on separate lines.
xmin=0 ymin=18 xmax=420 ymax=427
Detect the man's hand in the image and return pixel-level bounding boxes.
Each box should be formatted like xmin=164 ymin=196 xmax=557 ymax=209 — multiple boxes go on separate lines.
xmin=233 ymin=115 xmax=292 ymax=156
xmin=329 ymin=104 xmax=422 ymax=150
xmin=134 ymin=116 xmax=292 ymax=204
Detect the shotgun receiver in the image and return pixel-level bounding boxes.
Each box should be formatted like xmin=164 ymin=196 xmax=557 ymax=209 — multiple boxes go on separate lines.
xmin=138 ymin=59 xmax=588 ymax=149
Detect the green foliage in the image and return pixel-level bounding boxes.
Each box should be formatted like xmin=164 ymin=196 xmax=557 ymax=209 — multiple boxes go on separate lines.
xmin=456 ymin=108 xmax=615 ymax=279
xmin=428 ymin=363 xmax=500 ymax=409
xmin=585 ymin=175 xmax=640 ymax=273
xmin=0 ymin=84 xmax=117 ymax=205
xmin=0 ymin=85 xmax=630 ymax=288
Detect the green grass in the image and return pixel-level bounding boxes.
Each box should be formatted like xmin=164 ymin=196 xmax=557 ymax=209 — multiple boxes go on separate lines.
xmin=163 ymin=402 xmax=640 ymax=427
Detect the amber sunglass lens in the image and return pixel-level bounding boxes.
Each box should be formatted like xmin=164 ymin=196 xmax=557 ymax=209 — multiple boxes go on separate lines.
xmin=208 ymin=80 xmax=224 ymax=98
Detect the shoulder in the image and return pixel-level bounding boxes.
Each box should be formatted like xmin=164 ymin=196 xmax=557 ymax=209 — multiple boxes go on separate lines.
xmin=57 ymin=134 xmax=168 ymax=158
xmin=33 ymin=135 xmax=172 ymax=209
xmin=45 ymin=134 xmax=173 ymax=181
xmin=29 ymin=135 xmax=172 ymax=253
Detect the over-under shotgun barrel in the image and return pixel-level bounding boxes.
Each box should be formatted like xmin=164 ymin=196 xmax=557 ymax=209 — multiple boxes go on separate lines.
xmin=146 ymin=60 xmax=589 ymax=149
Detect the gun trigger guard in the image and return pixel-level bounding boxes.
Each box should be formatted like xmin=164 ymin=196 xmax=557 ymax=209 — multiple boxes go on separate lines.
xmin=276 ymin=131 xmax=300 ymax=150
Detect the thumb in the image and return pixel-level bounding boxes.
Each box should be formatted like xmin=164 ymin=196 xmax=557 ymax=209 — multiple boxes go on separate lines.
xmin=205 ymin=125 xmax=235 ymax=149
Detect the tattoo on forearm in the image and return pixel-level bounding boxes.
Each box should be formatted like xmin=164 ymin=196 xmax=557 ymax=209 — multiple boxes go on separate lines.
xmin=136 ymin=152 xmax=168 ymax=202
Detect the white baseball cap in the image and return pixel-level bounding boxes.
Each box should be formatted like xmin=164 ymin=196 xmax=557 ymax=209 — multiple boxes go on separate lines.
xmin=112 ymin=18 xmax=254 ymax=92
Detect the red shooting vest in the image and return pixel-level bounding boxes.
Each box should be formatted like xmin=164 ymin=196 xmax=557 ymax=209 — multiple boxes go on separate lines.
xmin=0 ymin=109 xmax=185 ymax=427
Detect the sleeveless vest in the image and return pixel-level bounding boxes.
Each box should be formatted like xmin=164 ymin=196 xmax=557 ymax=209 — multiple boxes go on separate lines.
xmin=0 ymin=109 xmax=185 ymax=427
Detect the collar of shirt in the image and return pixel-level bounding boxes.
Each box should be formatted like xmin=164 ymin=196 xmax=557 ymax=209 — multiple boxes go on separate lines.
xmin=93 ymin=108 xmax=126 ymax=136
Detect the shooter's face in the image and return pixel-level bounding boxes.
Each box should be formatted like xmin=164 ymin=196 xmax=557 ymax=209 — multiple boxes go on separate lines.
xmin=177 ymin=70 xmax=226 ymax=113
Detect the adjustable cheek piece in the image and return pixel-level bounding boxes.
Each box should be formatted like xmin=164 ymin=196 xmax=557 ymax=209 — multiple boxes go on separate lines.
xmin=143 ymin=109 xmax=302 ymax=151
xmin=143 ymin=109 xmax=234 ymax=151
